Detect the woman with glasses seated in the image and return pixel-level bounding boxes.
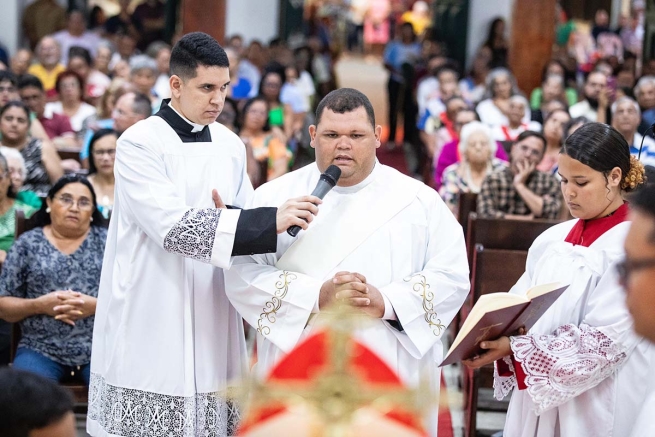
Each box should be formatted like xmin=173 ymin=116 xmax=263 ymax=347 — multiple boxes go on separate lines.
xmin=462 ymin=123 xmax=654 ymax=437
xmin=0 ymin=175 xmax=107 ymax=386
xmin=86 ymin=129 xmax=116 ymax=218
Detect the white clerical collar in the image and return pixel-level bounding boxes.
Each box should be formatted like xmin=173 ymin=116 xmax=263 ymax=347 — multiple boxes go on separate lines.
xmin=332 ymin=160 xmax=380 ymax=194
xmin=168 ymin=102 xmax=205 ymax=133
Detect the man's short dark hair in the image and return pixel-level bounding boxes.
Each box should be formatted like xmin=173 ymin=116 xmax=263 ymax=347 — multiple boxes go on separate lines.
xmin=514 ymin=130 xmax=547 ymax=153
xmin=170 ymin=32 xmax=229 ymax=81
xmin=436 ymin=63 xmax=460 ymax=80
xmin=17 ymin=74 xmax=44 ymax=92
xmin=315 ymin=88 xmax=376 ymax=128
xmin=131 ymin=92 xmax=153 ymax=118
xmin=456 ymin=107 xmax=480 ymax=121
xmin=0 ymin=368 xmax=74 ymax=437
xmin=0 ymin=70 xmax=17 ymax=87
xmin=68 ymin=46 xmax=92 ymax=66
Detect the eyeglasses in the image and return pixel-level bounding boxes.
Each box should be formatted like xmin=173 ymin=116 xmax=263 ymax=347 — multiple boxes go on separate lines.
xmin=0 ymin=86 xmax=16 ymax=94
xmin=93 ymin=149 xmax=116 ymax=157
xmin=616 ymin=257 xmax=655 ymax=287
xmin=54 ymin=195 xmax=94 ymax=210
xmin=263 ymin=82 xmax=281 ymax=89
xmin=517 ymin=144 xmax=543 ymax=159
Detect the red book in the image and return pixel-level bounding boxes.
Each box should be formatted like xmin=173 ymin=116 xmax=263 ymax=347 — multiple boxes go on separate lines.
xmin=440 ymin=282 xmax=569 ymax=366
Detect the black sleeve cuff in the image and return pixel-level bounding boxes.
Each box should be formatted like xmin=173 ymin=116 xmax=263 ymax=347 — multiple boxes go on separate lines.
xmin=231 ymin=207 xmax=278 ymax=256
xmin=386 ymin=320 xmax=404 ymax=332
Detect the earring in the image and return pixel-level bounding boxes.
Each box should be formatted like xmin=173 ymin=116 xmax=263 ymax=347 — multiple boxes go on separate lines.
xmin=90 ymin=217 xmax=94 ymax=222
xmin=46 ymin=207 xmax=51 ymax=213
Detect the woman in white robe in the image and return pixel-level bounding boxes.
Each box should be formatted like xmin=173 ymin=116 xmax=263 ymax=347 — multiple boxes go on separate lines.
xmin=463 ymin=123 xmax=654 ymax=437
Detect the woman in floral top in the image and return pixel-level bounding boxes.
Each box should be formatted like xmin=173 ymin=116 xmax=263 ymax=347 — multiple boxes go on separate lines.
xmin=0 ymin=152 xmax=38 ymax=262
xmin=0 ymin=175 xmax=107 ymax=385
xmin=440 ymin=121 xmax=507 ymax=215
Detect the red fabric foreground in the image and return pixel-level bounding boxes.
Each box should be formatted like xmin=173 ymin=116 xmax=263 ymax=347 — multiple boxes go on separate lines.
xmin=238 ymin=330 xmax=428 ymax=435
xmin=438 ymin=374 xmax=454 ymax=437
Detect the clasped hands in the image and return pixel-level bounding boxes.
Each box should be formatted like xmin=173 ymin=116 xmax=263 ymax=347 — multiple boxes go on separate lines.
xmin=37 ymin=290 xmax=93 ymax=326
xmin=319 ymin=271 xmax=385 ymax=318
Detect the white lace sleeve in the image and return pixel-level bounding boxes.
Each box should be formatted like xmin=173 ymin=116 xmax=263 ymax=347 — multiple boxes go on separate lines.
xmin=163 ymin=208 xmax=221 ymax=263
xmin=493 ymin=355 xmax=517 ymax=400
xmin=510 ymin=323 xmax=627 ymax=415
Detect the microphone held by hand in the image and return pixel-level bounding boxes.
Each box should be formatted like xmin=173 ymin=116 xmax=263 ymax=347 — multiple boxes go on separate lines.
xmin=287 ymin=165 xmax=341 ymax=237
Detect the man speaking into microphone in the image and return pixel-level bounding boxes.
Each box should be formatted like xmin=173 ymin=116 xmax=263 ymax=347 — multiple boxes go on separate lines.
xmin=225 ymin=88 xmax=469 ymax=432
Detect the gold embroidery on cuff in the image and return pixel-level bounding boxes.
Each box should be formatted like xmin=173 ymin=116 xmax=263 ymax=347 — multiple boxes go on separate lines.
xmin=404 ymin=274 xmax=445 ymax=336
xmin=257 ymin=271 xmax=298 ymax=336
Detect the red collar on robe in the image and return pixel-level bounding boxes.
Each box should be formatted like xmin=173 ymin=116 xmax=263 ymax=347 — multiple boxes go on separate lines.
xmin=440 ymin=112 xmax=457 ymax=140
xmin=500 ymin=123 xmax=528 ymax=141
xmin=564 ymin=202 xmax=630 ymax=247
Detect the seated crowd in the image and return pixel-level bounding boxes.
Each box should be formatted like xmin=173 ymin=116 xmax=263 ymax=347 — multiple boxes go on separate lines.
xmin=390 ymin=16 xmax=655 ymax=222
xmin=0 ymin=2 xmax=339 ymax=378
xmin=0 ymin=6 xmax=653 ymax=437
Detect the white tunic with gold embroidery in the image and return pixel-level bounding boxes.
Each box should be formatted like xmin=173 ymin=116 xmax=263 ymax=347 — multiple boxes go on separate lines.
xmin=224 ymin=162 xmax=469 ymax=433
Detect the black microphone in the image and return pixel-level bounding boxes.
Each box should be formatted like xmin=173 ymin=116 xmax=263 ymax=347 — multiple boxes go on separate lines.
xmin=287 ymin=164 xmax=341 ymax=237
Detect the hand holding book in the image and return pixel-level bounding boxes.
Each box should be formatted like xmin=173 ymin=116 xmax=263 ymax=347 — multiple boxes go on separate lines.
xmin=461 ymin=327 xmax=527 ymax=369
xmin=439 ymin=283 xmax=568 ymax=366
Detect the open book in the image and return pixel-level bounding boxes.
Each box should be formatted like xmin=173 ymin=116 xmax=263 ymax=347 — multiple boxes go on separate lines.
xmin=440 ymin=282 xmax=569 ymax=366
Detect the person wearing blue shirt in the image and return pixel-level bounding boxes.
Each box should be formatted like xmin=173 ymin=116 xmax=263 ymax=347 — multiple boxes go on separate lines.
xmin=79 ymin=91 xmax=151 ymax=165
xmin=383 ymin=22 xmax=421 ymax=149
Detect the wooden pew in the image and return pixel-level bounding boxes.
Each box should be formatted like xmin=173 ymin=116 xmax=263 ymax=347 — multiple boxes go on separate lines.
xmin=57 ymin=148 xmax=82 ymax=164
xmin=465 ymin=213 xmax=561 ymax=267
xmin=463 ymin=244 xmax=528 ymax=437
xmin=457 ymin=192 xmax=477 ymax=238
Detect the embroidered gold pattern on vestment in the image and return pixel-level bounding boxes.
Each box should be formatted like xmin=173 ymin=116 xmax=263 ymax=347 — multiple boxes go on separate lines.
xmin=257 ymin=271 xmax=297 ymax=335
xmin=404 ymin=274 xmax=445 ymax=336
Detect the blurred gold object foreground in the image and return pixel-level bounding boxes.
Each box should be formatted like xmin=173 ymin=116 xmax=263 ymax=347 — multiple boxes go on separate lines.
xmin=231 ymin=305 xmax=462 ymax=436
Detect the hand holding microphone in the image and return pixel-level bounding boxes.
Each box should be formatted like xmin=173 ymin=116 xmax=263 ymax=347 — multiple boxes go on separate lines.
xmin=275 ymin=196 xmax=322 ymax=234
xmin=278 ymin=165 xmax=342 ymax=236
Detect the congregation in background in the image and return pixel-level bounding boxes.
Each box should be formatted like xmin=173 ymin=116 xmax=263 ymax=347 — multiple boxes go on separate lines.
xmin=0 ymin=1 xmax=654 ymax=437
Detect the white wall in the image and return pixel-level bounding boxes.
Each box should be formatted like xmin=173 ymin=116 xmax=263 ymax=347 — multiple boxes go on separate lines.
xmin=0 ymin=0 xmax=23 ymax=56
xmin=225 ymin=0 xmax=279 ymax=44
xmin=466 ymin=0 xmax=515 ymax=68
xmin=0 ymin=0 xmax=68 ymax=56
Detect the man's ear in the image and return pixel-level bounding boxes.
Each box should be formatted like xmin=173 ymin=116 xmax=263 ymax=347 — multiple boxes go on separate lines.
xmin=374 ymin=125 xmax=382 ymax=148
xmin=308 ymin=125 xmax=317 ymax=149
xmin=169 ymin=75 xmax=183 ymax=99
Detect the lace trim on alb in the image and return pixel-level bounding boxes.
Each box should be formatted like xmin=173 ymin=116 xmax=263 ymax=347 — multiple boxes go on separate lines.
xmin=493 ymin=355 xmax=517 ymax=400
xmin=510 ymin=323 xmax=627 ymax=415
xmin=163 ymin=208 xmax=221 ymax=263
xmin=88 ymin=373 xmax=240 ymax=437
